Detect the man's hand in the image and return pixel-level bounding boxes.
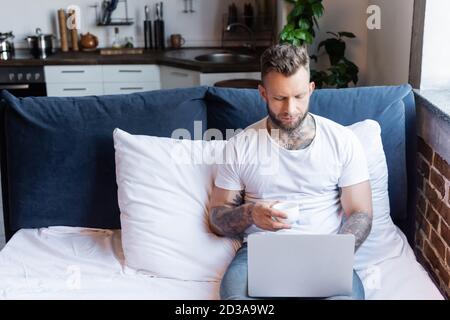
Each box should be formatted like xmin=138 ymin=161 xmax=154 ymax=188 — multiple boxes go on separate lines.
xmin=251 ymin=202 xmax=292 ymax=231
xmin=208 ymin=186 xmax=291 ymax=238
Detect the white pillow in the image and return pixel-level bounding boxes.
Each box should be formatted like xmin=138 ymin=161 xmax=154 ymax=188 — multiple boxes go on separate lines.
xmin=347 ymin=120 xmax=403 ymax=270
xmin=113 ymin=129 xmax=240 ymax=281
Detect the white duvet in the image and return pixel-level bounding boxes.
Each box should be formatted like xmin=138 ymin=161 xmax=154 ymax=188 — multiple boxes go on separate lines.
xmin=0 ymin=227 xmax=444 ymax=300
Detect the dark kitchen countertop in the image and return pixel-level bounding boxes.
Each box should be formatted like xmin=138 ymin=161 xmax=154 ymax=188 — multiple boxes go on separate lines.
xmin=0 ymin=47 xmax=264 ymax=73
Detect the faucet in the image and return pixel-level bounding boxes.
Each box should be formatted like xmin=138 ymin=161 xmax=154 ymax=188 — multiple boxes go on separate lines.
xmin=225 ymin=22 xmax=256 ymax=51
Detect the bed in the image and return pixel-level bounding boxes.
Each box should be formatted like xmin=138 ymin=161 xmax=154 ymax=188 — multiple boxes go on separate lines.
xmin=0 ymin=226 xmax=443 ymax=300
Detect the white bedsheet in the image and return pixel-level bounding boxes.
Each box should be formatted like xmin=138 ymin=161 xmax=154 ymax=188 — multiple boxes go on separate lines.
xmin=0 ymin=227 xmax=444 ymax=300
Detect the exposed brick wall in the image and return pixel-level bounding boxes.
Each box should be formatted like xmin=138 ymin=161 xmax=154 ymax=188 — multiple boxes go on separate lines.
xmin=416 ymin=137 xmax=450 ymax=299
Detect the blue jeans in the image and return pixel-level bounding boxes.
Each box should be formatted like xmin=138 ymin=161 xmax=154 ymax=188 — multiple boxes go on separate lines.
xmin=220 ymin=243 xmax=365 ymax=300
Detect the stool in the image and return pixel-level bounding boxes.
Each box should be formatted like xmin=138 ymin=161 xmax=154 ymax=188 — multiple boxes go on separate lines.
xmin=214 ymin=78 xmax=262 ymax=89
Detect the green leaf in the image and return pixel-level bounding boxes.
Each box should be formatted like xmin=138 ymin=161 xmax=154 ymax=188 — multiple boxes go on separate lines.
xmin=338 ymin=32 xmax=356 ymax=38
xmin=324 ymin=38 xmax=346 ymax=65
xmin=311 ymin=2 xmax=324 ymax=17
xmin=305 ymin=32 xmax=314 ymax=44
xmin=292 ymin=4 xmax=305 ymax=17
xmin=285 ymin=23 xmax=295 ymax=32
xmin=294 ymin=29 xmax=308 ymax=40
xmin=292 ymin=38 xmax=302 ymax=47
xmin=298 ymin=19 xmax=311 ymax=30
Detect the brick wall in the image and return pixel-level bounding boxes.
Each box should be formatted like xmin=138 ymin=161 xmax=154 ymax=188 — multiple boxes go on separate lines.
xmin=416 ymin=136 xmax=450 ymax=299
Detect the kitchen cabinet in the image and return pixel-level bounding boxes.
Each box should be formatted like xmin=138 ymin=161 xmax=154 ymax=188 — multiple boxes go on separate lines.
xmin=45 ymin=65 xmax=161 ymax=96
xmin=160 ymin=66 xmax=260 ymax=89
xmin=45 ymin=65 xmax=103 ymax=97
xmin=103 ymin=82 xmax=160 ymax=95
xmin=102 ymin=65 xmax=160 ymax=83
xmin=44 ymin=65 xmax=103 ymax=83
xmin=46 ymin=83 xmax=104 ymax=97
xmin=160 ymin=66 xmax=200 ymax=89
xmin=45 ymin=64 xmax=260 ymax=95
xmin=102 ymin=65 xmax=161 ymax=95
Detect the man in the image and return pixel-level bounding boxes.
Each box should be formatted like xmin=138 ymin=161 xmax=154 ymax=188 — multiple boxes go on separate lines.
xmin=208 ymin=44 xmax=373 ymax=300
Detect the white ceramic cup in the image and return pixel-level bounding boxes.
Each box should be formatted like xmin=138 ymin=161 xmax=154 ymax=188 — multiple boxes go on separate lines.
xmin=272 ymin=202 xmax=300 ymax=225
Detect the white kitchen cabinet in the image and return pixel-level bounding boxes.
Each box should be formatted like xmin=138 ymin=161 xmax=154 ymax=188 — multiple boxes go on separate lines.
xmin=103 ymin=82 xmax=160 ymax=95
xmin=45 ymin=64 xmax=260 ymax=95
xmin=102 ymin=65 xmax=160 ymax=83
xmin=45 ymin=65 xmax=161 ymax=96
xmin=46 ymin=83 xmax=104 ymax=97
xmin=44 ymin=65 xmax=103 ymax=83
xmin=45 ymin=65 xmax=104 ymax=97
xmin=160 ymin=66 xmax=201 ymax=89
xmin=102 ymin=65 xmax=160 ymax=95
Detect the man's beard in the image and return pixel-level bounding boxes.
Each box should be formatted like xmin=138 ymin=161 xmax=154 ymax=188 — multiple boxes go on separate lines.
xmin=267 ymin=104 xmax=309 ymax=133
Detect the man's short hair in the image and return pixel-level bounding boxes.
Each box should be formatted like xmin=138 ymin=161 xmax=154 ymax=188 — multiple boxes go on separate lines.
xmin=260 ymin=44 xmax=310 ymax=81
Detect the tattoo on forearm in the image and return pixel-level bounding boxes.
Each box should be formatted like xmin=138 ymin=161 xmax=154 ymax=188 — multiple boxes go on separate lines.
xmin=338 ymin=212 xmax=372 ymax=251
xmin=225 ymin=190 xmax=245 ymax=207
xmin=209 ymin=204 xmax=254 ymax=238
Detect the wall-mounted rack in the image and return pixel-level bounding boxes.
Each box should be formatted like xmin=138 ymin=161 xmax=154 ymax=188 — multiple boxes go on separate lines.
xmin=90 ymin=0 xmax=134 ymax=26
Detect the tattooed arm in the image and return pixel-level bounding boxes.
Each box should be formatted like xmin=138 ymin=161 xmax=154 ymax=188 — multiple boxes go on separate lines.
xmin=208 ymin=186 xmax=291 ymax=238
xmin=338 ymin=180 xmax=373 ymax=252
xmin=208 ymin=187 xmax=253 ymax=238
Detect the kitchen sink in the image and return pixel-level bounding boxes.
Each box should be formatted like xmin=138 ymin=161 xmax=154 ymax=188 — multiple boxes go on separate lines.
xmin=194 ymin=52 xmax=255 ymax=64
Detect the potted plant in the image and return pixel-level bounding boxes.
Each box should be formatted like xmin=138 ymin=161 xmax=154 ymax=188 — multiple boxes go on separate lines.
xmin=310 ymin=32 xmax=359 ymax=88
xmin=280 ymin=0 xmax=324 ymax=46
xmin=280 ymin=0 xmax=359 ymax=89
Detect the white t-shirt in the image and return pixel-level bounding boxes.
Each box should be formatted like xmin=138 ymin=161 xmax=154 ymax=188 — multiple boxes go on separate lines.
xmin=215 ymin=113 xmax=370 ymax=239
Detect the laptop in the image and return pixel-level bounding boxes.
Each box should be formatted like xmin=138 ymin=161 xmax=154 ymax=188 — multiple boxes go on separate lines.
xmin=247 ymin=232 xmax=355 ymax=298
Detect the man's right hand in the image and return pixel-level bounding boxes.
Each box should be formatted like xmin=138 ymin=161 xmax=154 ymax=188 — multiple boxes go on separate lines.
xmin=250 ymin=202 xmax=292 ymax=231
xmin=209 ymin=187 xmax=292 ymax=237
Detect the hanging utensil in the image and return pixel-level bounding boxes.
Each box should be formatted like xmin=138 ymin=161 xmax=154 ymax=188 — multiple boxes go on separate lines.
xmin=155 ymin=2 xmax=160 ymax=20
xmin=144 ymin=5 xmax=153 ymax=49
xmin=154 ymin=2 xmax=165 ymax=49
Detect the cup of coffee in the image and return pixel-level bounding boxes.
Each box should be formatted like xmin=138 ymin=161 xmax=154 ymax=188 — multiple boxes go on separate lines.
xmin=170 ymin=34 xmax=185 ymax=49
xmin=272 ymin=202 xmax=300 ymax=225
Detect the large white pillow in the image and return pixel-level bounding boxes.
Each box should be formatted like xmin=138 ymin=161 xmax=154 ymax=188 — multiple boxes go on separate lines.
xmin=347 ymin=120 xmax=404 ymax=270
xmin=113 ymin=128 xmax=240 ymax=281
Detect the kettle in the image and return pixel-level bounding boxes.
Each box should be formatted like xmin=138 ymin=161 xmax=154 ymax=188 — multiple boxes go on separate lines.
xmin=80 ymin=32 xmax=99 ymax=50
xmin=25 ymin=28 xmax=55 ymax=59
xmin=0 ymin=31 xmax=15 ymax=60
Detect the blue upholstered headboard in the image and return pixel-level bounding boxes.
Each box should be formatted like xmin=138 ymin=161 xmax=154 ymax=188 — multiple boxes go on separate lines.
xmin=0 ymin=85 xmax=417 ymax=246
